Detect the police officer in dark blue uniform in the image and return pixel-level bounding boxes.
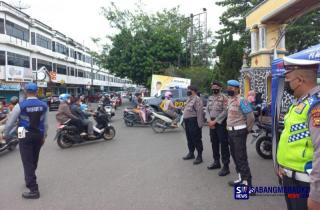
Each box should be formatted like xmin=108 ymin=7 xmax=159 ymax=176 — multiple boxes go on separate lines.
xmin=5 ymin=83 xmax=48 ymax=199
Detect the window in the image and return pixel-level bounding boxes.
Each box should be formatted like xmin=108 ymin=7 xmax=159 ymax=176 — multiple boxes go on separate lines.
xmin=55 ymin=42 xmax=68 ymax=56
xmin=37 ymin=59 xmax=52 ymax=71
xmin=31 ymin=32 xmax=35 ymax=45
xmin=78 ymin=70 xmax=84 ymax=77
xmin=85 ymin=55 xmax=92 ymax=64
xmin=5 ymin=20 xmax=29 ymax=41
xmin=36 ymin=34 xmax=52 ymax=50
xmin=52 ymin=63 xmax=57 ymax=72
xmin=69 ymin=67 xmax=75 ymax=76
xmin=0 ymin=19 xmax=4 ymax=34
xmin=7 ymin=52 xmax=30 ymax=68
xmin=52 ymin=41 xmax=55 ymax=52
xmin=0 ymin=51 xmax=5 ymax=65
xmin=69 ymin=49 xmax=74 ymax=58
xmin=57 ymin=64 xmax=66 ymax=75
xmin=32 ymin=58 xmax=36 ymax=70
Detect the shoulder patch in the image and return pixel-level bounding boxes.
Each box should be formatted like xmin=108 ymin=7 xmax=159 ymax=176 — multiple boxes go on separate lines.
xmin=295 ymin=103 xmax=306 ymax=114
xmin=311 ymin=108 xmax=320 ymax=127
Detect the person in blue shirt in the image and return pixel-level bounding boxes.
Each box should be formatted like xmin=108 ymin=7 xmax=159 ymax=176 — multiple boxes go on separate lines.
xmin=4 ymin=83 xmax=48 ymax=199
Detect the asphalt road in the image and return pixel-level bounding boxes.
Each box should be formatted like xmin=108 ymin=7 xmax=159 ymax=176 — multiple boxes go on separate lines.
xmin=0 ymin=101 xmax=286 ymax=210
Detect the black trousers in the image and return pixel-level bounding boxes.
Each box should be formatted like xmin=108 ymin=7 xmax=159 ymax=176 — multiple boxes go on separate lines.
xmin=282 ymin=176 xmax=310 ymax=210
xmin=210 ymin=120 xmax=230 ymax=165
xmin=228 ymin=128 xmax=252 ymax=181
xmin=19 ymin=132 xmax=43 ymax=192
xmin=184 ymin=117 xmax=203 ymax=155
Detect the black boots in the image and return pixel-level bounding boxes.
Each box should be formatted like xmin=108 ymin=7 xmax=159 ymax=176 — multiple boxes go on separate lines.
xmin=218 ymin=165 xmax=230 ymax=176
xmin=193 ymin=154 xmax=203 ymax=165
xmin=182 ymin=153 xmax=195 ymax=160
xmin=207 ymin=161 xmax=221 ymax=170
xmin=22 ymin=191 xmax=40 ymax=199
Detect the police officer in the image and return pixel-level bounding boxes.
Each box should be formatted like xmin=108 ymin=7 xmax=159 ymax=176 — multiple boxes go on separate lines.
xmin=4 ymin=83 xmax=48 ymax=199
xmin=182 ymin=85 xmax=204 ymax=165
xmin=277 ymin=57 xmax=320 ymax=210
xmin=206 ymin=81 xmax=230 ymax=176
xmin=222 ymin=80 xmax=255 ymax=187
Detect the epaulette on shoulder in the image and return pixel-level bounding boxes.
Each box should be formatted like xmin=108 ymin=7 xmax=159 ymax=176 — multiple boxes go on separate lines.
xmin=308 ymin=91 xmax=320 ymax=108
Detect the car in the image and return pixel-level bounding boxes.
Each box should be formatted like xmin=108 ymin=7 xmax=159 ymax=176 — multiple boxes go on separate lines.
xmin=47 ymin=96 xmax=60 ymax=111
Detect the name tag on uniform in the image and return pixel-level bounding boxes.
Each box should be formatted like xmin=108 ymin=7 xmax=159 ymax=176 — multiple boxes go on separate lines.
xmin=295 ymin=103 xmax=306 ymax=114
xmin=18 ymin=127 xmax=26 ymax=139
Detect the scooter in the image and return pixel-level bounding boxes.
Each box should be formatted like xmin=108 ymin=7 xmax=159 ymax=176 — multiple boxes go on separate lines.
xmin=97 ymin=103 xmax=115 ymax=121
xmin=251 ymin=120 xmax=272 ymax=159
xmin=54 ymin=109 xmax=116 ymax=149
xmin=151 ymin=109 xmax=184 ymax=133
xmin=0 ymin=136 xmax=19 ymax=153
xmin=123 ymin=106 xmax=154 ymax=127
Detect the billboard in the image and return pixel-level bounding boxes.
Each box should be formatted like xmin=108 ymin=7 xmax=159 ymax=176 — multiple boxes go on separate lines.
xmin=5 ymin=65 xmax=33 ymax=82
xmin=151 ymin=75 xmax=191 ymax=97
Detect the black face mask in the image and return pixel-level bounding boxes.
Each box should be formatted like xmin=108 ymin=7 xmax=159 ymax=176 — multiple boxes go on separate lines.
xmin=187 ymin=91 xmax=192 ymax=96
xmin=284 ymin=81 xmax=295 ymax=95
xmin=212 ymin=89 xmax=220 ymax=94
xmin=227 ymin=90 xmax=235 ymax=97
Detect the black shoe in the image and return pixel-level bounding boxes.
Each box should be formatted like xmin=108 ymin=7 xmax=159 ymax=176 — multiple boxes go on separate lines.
xmin=228 ymin=173 xmax=242 ymax=187
xmin=218 ymin=165 xmax=230 ymax=176
xmin=22 ymin=191 xmax=40 ymax=199
xmin=182 ymin=153 xmax=195 ymax=160
xmin=193 ymin=156 xmax=203 ymax=165
xmin=207 ymin=161 xmax=221 ymax=170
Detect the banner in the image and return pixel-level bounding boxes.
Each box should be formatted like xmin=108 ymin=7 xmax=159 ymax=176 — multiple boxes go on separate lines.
xmin=5 ymin=65 xmax=33 ymax=82
xmin=0 ymin=83 xmax=21 ymax=91
xmin=151 ymin=75 xmax=191 ymax=97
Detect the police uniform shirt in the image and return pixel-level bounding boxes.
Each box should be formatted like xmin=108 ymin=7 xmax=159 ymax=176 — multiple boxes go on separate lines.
xmin=295 ymin=86 xmax=320 ymax=203
xmin=183 ymin=95 xmax=204 ymax=128
xmin=206 ymin=93 xmax=228 ymax=124
xmin=220 ymin=94 xmax=255 ymax=131
xmin=4 ymin=97 xmax=48 ymax=138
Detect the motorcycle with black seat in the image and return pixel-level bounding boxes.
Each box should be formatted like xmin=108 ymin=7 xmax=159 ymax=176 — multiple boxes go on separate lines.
xmin=54 ymin=108 xmax=116 ymax=149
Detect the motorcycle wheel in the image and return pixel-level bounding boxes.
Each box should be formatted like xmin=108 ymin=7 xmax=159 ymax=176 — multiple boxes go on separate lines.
xmin=104 ymin=126 xmax=116 ymax=141
xmin=151 ymin=118 xmax=166 ymax=133
xmin=125 ymin=120 xmax=134 ymax=127
xmin=57 ymin=135 xmax=73 ymax=149
xmin=256 ymin=136 xmax=272 ymax=159
xmin=8 ymin=140 xmax=18 ymax=151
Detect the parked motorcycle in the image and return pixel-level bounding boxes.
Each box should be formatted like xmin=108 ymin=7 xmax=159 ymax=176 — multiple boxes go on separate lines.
xmin=151 ymin=109 xmax=184 ymax=133
xmin=54 ymin=108 xmax=116 ymax=149
xmin=251 ymin=120 xmax=272 ymax=159
xmin=123 ymin=106 xmax=154 ymax=127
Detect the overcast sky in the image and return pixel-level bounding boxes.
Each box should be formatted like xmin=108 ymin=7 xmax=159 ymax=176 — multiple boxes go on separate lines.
xmin=8 ymin=0 xmax=224 ymax=51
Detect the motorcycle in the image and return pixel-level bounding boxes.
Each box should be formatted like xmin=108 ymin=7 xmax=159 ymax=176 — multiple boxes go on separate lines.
xmin=54 ymin=108 xmax=116 ymax=149
xmin=97 ymin=103 xmax=115 ymax=121
xmin=0 ymin=136 xmax=19 ymax=153
xmin=151 ymin=109 xmax=184 ymax=133
xmin=123 ymin=105 xmax=154 ymax=127
xmin=251 ymin=117 xmax=272 ymax=159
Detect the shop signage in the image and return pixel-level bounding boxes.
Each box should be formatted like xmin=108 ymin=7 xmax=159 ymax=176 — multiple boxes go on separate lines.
xmin=0 ymin=83 xmax=21 ymax=91
xmin=5 ymin=65 xmax=33 ymax=82
xmin=37 ymin=81 xmax=48 ymax=88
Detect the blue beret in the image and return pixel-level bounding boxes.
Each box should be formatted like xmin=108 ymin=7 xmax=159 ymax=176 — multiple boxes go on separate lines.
xmin=227 ymin=80 xmax=240 ymax=87
xmin=26 ymin=83 xmax=38 ymax=92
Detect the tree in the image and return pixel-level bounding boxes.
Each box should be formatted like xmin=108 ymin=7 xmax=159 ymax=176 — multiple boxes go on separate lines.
xmin=286 ymin=9 xmax=320 ymax=53
xmin=100 ymin=3 xmax=191 ymax=85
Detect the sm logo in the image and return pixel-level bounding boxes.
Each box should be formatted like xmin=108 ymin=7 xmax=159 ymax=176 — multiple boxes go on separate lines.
xmin=234 ymin=186 xmax=249 ymax=200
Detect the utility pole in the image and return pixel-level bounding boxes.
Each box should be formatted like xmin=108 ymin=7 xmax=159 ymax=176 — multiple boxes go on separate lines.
xmin=190 ymin=13 xmax=194 ymax=67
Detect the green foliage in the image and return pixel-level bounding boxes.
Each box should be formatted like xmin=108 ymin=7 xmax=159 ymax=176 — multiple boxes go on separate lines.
xmin=286 ymin=9 xmax=320 ymax=53
xmin=100 ymin=3 xmax=191 ymax=85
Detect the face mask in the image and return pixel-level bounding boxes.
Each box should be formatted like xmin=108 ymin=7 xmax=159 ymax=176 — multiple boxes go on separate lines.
xmin=187 ymin=91 xmax=192 ymax=96
xmin=212 ymin=89 xmax=220 ymax=94
xmin=227 ymin=90 xmax=235 ymax=97
xmin=284 ymin=78 xmax=299 ymax=95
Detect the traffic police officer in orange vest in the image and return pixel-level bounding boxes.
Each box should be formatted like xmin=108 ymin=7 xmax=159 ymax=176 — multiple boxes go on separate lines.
xmin=5 ymin=83 xmax=48 ymax=199
xmin=277 ymin=56 xmax=320 ymax=210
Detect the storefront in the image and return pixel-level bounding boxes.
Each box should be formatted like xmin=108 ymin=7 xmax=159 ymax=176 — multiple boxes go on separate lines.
xmin=0 ymin=83 xmax=21 ymax=103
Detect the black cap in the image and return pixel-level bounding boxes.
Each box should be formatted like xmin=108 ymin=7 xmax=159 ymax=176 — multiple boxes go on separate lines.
xmin=188 ymin=85 xmax=198 ymax=92
xmin=211 ymin=81 xmax=222 ymax=87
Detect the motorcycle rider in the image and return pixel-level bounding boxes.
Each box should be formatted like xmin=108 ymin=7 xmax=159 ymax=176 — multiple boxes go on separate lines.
xmin=0 ymin=101 xmax=7 ymax=146
xmin=132 ymin=93 xmax=147 ymax=123
xmin=160 ymin=91 xmax=178 ymax=126
xmin=71 ymin=97 xmax=96 ymax=139
xmin=56 ymin=94 xmax=84 ymax=137
xmin=8 ymin=96 xmax=19 ymax=111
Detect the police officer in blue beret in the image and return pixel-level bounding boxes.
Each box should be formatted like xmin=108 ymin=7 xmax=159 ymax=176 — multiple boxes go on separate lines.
xmin=5 ymin=83 xmax=48 ymax=199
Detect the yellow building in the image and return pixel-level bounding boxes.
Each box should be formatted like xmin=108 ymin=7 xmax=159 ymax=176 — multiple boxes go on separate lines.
xmin=242 ymin=0 xmax=320 ymax=102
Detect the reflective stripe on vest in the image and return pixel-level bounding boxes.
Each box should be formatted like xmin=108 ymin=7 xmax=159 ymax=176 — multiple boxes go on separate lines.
xmin=277 ymin=99 xmax=314 ymax=173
